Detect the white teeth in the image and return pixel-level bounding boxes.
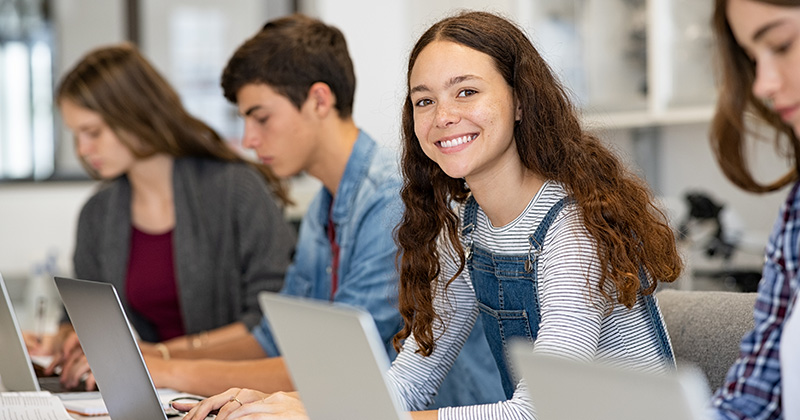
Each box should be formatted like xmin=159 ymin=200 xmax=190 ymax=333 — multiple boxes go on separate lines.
xmin=440 ymin=134 xmax=476 ymax=148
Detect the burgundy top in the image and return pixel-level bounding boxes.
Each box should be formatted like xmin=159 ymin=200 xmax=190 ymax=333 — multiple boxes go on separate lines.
xmin=125 ymin=226 xmax=185 ymax=341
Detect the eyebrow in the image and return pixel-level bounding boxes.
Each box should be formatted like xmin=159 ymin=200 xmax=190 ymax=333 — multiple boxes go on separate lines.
xmin=242 ymin=105 xmax=262 ymax=117
xmin=75 ymin=122 xmax=102 ymax=132
xmin=752 ymin=19 xmax=790 ymax=43
xmin=409 ymin=74 xmax=479 ymax=95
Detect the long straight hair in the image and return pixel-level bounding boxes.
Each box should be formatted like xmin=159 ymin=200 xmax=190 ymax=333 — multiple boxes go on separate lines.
xmin=711 ymin=0 xmax=800 ymax=192
xmin=57 ymin=42 xmax=291 ymax=205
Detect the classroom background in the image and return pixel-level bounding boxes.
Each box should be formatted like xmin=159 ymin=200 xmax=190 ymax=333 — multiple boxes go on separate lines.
xmin=0 ymin=0 xmax=789 ymax=329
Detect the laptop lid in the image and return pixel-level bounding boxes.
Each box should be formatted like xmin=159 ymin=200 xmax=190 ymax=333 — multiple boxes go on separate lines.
xmin=0 ymin=273 xmax=41 ymax=392
xmin=54 ymin=276 xmax=167 ymax=420
xmin=509 ymin=341 xmax=710 ymax=420
xmin=258 ymin=292 xmax=411 ymax=420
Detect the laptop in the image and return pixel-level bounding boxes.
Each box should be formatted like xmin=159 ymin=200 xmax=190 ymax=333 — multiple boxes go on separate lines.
xmin=54 ymin=276 xmax=196 ymax=420
xmin=509 ymin=341 xmax=712 ymax=420
xmin=0 ymin=272 xmax=93 ymax=395
xmin=258 ymin=292 xmax=411 ymax=420
xmin=0 ymin=272 xmax=42 ymax=392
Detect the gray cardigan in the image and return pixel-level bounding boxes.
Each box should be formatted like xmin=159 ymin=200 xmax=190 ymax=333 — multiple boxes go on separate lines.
xmin=72 ymin=157 xmax=296 ymax=342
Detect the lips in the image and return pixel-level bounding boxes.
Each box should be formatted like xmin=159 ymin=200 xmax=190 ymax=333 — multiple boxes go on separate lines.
xmin=776 ymin=104 xmax=799 ymax=122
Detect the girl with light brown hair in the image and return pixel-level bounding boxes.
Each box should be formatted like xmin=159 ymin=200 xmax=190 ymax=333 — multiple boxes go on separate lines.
xmin=32 ymin=43 xmax=296 ymax=390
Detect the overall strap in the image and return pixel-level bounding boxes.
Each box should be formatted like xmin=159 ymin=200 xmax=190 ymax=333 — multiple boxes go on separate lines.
xmin=639 ymin=267 xmax=677 ymax=366
xmin=525 ymin=197 xmax=570 ymax=272
xmin=461 ymin=196 xmax=479 ymax=260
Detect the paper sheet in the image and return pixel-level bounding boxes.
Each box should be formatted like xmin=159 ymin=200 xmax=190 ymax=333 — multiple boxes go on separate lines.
xmin=0 ymin=392 xmax=72 ymax=420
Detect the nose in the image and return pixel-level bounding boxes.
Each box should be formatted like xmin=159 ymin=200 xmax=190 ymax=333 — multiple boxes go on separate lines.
xmin=434 ymin=101 xmax=460 ymax=128
xmin=752 ymin=57 xmax=781 ymax=104
xmin=75 ymin=135 xmax=93 ymax=157
xmin=241 ymin=122 xmax=259 ymax=150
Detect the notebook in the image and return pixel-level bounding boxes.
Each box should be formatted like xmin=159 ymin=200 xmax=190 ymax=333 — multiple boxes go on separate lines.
xmin=509 ymin=341 xmax=712 ymax=420
xmin=0 ymin=272 xmax=94 ymax=395
xmin=258 ymin=292 xmax=411 ymax=420
xmin=54 ymin=276 xmax=201 ymax=420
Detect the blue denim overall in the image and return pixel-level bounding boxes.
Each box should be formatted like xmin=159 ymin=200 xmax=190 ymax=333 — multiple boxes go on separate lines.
xmin=462 ymin=195 xmax=675 ymax=399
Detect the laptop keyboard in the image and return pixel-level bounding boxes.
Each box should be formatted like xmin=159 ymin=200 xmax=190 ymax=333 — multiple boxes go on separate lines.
xmin=38 ymin=376 xmax=93 ymax=394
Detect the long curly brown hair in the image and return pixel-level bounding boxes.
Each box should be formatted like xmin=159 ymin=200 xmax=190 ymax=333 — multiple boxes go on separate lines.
xmin=394 ymin=11 xmax=682 ymax=356
xmin=711 ymin=0 xmax=800 ymax=192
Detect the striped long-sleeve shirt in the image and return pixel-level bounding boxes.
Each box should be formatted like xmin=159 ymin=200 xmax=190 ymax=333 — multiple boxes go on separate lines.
xmin=387 ymin=181 xmax=673 ymax=419
xmin=713 ymin=181 xmax=800 ymax=420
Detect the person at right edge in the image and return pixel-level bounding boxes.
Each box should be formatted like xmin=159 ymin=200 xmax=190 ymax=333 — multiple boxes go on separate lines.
xmin=709 ymin=1 xmax=800 ymax=419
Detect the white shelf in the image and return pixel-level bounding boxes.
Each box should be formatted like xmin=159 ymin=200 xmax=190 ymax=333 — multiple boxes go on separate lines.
xmin=518 ymin=0 xmax=716 ymax=131
xmin=581 ymin=105 xmax=715 ymax=130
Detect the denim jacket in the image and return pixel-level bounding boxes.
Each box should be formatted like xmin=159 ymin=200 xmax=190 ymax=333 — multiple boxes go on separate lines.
xmin=253 ymin=131 xmax=505 ymax=408
xmin=253 ymin=131 xmax=404 ymax=357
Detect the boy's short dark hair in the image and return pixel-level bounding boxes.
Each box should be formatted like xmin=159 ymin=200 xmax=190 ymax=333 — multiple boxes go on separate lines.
xmin=221 ymin=13 xmax=356 ymax=118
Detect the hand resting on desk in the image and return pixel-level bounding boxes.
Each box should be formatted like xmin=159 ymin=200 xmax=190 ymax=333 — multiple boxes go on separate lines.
xmin=175 ymin=387 xmax=308 ymax=420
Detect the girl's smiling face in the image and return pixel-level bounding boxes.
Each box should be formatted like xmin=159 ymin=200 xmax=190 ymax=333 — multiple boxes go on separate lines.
xmin=409 ymin=40 xmax=522 ymax=183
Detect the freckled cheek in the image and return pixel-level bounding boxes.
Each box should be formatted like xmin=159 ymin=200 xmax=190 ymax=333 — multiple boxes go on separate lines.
xmin=412 ymin=115 xmax=432 ymax=145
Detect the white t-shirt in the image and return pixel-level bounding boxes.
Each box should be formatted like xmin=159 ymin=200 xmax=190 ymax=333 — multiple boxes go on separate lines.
xmin=781 ymin=296 xmax=800 ymax=420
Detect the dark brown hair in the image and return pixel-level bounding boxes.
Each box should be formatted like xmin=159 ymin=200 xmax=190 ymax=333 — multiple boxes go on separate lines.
xmin=57 ymin=42 xmax=290 ymax=205
xmin=394 ymin=11 xmax=682 ymax=356
xmin=221 ymin=13 xmax=356 ymax=118
xmin=711 ymin=0 xmax=800 ymax=192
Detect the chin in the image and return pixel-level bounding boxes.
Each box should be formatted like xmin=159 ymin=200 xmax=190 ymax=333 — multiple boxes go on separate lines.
xmin=439 ymin=167 xmax=469 ymax=180
xmin=98 ymin=169 xmax=124 ymax=179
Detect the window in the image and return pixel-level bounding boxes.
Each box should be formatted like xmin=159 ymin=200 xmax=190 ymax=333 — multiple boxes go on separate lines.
xmin=0 ymin=0 xmax=54 ymax=180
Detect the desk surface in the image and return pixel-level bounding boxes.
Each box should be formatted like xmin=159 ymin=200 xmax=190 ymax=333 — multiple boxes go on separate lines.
xmin=70 ymin=413 xmax=110 ymax=419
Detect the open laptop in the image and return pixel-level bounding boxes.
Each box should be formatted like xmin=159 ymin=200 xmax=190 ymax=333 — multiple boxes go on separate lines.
xmin=54 ymin=276 xmax=198 ymax=420
xmin=509 ymin=341 xmax=712 ymax=420
xmin=0 ymin=272 xmax=42 ymax=392
xmin=0 ymin=272 xmax=92 ymax=394
xmin=258 ymin=291 xmax=411 ymax=420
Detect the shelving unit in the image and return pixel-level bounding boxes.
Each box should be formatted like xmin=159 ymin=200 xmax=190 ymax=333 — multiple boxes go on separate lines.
xmin=581 ymin=106 xmax=715 ymax=131
xmin=515 ymin=0 xmax=717 ymax=131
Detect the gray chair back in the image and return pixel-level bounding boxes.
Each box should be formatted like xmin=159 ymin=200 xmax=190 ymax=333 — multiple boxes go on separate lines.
xmin=656 ymin=289 xmax=757 ymax=390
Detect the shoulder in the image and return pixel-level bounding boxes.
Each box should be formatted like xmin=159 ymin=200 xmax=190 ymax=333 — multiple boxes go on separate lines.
xmin=176 ymin=157 xmax=269 ymax=196
xmin=354 ymin=138 xmax=403 ymax=204
xmin=363 ymin=138 xmax=403 ymax=190
xmin=176 ymin=156 xmax=255 ymax=180
xmin=79 ymin=179 xmax=124 ymax=217
xmin=786 ymin=181 xmax=800 ymax=214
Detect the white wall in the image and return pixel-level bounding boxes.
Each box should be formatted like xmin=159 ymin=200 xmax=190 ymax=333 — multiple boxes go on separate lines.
xmin=0 ymin=182 xmax=96 ymax=281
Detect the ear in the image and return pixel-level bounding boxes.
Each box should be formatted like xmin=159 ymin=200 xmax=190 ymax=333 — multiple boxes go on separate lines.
xmin=515 ymin=99 xmax=522 ymax=122
xmin=305 ymin=82 xmax=335 ymax=118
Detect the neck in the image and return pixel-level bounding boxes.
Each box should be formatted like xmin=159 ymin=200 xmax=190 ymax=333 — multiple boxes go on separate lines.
xmin=127 ymin=154 xmax=174 ymax=203
xmin=467 ymin=165 xmax=544 ymax=227
xmin=305 ymin=117 xmax=360 ymax=196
